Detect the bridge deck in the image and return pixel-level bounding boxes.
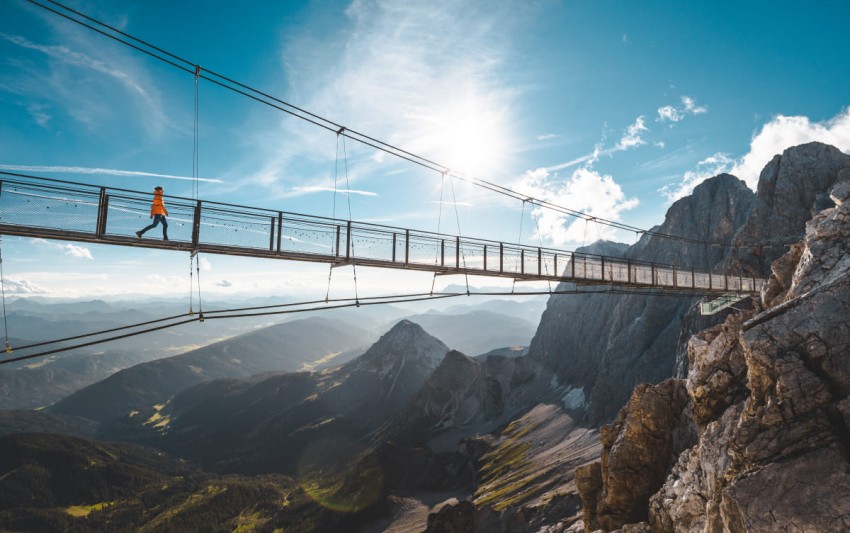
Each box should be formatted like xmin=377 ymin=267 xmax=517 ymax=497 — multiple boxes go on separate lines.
xmin=0 ymin=173 xmax=762 ymax=295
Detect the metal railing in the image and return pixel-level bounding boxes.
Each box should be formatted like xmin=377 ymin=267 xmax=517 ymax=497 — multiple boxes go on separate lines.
xmin=0 ymin=173 xmax=763 ymax=294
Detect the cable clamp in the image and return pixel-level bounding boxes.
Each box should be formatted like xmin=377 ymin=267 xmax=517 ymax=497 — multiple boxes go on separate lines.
xmin=194 ymin=65 xmax=201 ymax=79
xmin=4 ymin=341 xmax=11 ymax=353
xmin=198 ymin=312 xmax=205 ymax=322
xmin=337 ymin=126 xmax=346 ymax=135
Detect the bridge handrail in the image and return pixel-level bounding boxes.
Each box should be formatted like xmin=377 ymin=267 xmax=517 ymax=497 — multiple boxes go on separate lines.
xmin=0 ymin=171 xmax=764 ymax=294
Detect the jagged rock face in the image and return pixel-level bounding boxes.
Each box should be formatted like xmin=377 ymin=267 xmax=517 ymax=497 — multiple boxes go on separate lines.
xmin=379 ymin=349 xmax=553 ymax=453
xmin=685 ymin=314 xmax=750 ymax=427
xmin=575 ymin=379 xmax=696 ymax=531
xmin=581 ymin=177 xmax=850 ymax=532
xmin=726 ymin=141 xmax=850 ymax=276
xmin=337 ymin=319 xmax=449 ymax=419
xmin=529 ymin=175 xmax=754 ymax=424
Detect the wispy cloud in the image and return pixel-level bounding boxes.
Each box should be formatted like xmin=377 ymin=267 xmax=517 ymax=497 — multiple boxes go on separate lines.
xmin=662 ymin=107 xmax=850 ymax=200
xmin=616 ymin=116 xmax=648 ymax=150
xmin=31 ymin=238 xmax=93 ymax=260
xmin=27 ymin=103 xmax=51 ymax=127
xmin=657 ymin=95 xmax=708 ymax=123
xmin=0 ymin=31 xmax=170 ymax=137
xmin=546 ymin=115 xmax=649 ymax=172
xmin=242 ymin=2 xmax=525 ymax=193
xmin=286 ymin=185 xmax=378 ymax=198
xmin=215 ymin=279 xmax=232 ymax=287
xmin=537 ymin=133 xmax=560 ymax=141
xmin=0 ymin=164 xmax=223 ymax=183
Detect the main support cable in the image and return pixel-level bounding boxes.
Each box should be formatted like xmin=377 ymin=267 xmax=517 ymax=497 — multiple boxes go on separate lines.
xmin=22 ymin=0 xmax=788 ymax=251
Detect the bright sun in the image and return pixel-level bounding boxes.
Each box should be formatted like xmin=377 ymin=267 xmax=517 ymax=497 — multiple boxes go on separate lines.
xmin=427 ymin=94 xmax=511 ymax=179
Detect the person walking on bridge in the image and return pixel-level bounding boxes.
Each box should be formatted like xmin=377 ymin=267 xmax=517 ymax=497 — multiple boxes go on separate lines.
xmin=136 ymin=186 xmax=169 ymax=240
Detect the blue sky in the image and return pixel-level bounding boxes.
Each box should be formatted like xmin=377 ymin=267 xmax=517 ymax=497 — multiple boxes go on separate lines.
xmin=1 ymin=0 xmax=849 ymax=299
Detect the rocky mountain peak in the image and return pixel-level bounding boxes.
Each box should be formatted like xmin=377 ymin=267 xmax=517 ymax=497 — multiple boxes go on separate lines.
xmin=356 ymin=319 xmax=449 ymax=374
xmin=632 ymin=172 xmax=754 ymax=268
xmin=726 ymin=141 xmax=850 ymax=276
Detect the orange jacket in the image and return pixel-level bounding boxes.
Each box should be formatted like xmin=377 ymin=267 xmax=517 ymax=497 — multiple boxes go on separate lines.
xmin=150 ymin=190 xmax=169 ymax=216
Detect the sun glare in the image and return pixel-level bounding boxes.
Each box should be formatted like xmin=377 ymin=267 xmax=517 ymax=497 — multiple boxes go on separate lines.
xmin=423 ymin=94 xmax=512 ymax=179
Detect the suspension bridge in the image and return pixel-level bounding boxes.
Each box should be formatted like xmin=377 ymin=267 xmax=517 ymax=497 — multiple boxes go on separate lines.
xmin=0 ymin=172 xmax=762 ymax=296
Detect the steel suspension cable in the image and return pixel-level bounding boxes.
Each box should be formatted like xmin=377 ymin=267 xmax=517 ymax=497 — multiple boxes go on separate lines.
xmin=340 ymin=134 xmax=360 ymax=306
xmin=325 ymin=131 xmax=344 ymax=302
xmin=23 ymin=0 xmax=779 ymax=252
xmin=448 ymin=174 xmax=470 ymax=295
xmin=430 ymin=172 xmax=447 ymax=295
xmin=512 ymin=200 xmax=527 ymax=294
xmin=531 ymin=201 xmax=554 ymax=293
xmin=0 ymin=240 xmax=10 ymax=353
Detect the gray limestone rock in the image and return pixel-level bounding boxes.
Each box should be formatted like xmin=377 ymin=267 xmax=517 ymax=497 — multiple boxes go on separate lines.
xmin=725 ymin=141 xmax=850 ymax=276
xmin=529 ymin=174 xmax=754 ymax=424
xmin=648 ymin=174 xmax=850 ymax=532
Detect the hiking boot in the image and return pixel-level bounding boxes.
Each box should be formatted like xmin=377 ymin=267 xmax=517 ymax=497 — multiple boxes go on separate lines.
xmin=135 ymin=231 xmax=142 ymax=238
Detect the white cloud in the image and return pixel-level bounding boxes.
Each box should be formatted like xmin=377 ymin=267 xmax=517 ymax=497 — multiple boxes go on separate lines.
xmin=663 ymin=107 xmax=850 ymax=200
xmin=215 ymin=279 xmax=232 ymax=287
xmin=3 ymin=278 xmax=48 ymax=294
xmin=657 ymin=95 xmax=707 ymax=123
xmin=537 ymin=133 xmax=559 ymax=141
xmin=63 ymin=244 xmax=93 ymax=260
xmin=616 ymin=116 xmax=648 ymax=150
xmin=730 ymin=109 xmax=850 ymax=188
xmin=517 ymin=167 xmax=639 ymax=246
xmin=200 ymin=257 xmax=212 ymax=272
xmin=30 ymin=238 xmax=93 ymax=259
xmin=682 ymin=96 xmax=707 ymax=115
xmin=0 ymin=164 xmax=223 ymax=184
xmin=657 ymin=105 xmax=681 ymax=122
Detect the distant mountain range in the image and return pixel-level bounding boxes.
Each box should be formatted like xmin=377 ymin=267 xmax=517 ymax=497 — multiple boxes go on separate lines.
xmin=50 ymin=316 xmax=375 ymax=422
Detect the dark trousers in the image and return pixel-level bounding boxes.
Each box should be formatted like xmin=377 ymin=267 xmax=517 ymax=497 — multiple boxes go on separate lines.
xmin=139 ymin=214 xmax=168 ymax=238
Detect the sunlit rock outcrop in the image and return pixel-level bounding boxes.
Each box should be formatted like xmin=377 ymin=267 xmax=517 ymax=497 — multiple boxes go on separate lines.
xmin=577 ymin=175 xmax=850 ymax=532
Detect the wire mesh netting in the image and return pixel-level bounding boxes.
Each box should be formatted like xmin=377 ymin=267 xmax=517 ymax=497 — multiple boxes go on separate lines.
xmin=0 ymin=183 xmax=100 ymax=233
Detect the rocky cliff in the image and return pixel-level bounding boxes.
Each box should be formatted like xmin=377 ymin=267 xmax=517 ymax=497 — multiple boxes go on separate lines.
xmin=576 ymin=173 xmax=850 ymax=532
xmin=529 ymin=174 xmax=754 ymax=424
xmin=530 ymin=142 xmax=850 ymax=426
